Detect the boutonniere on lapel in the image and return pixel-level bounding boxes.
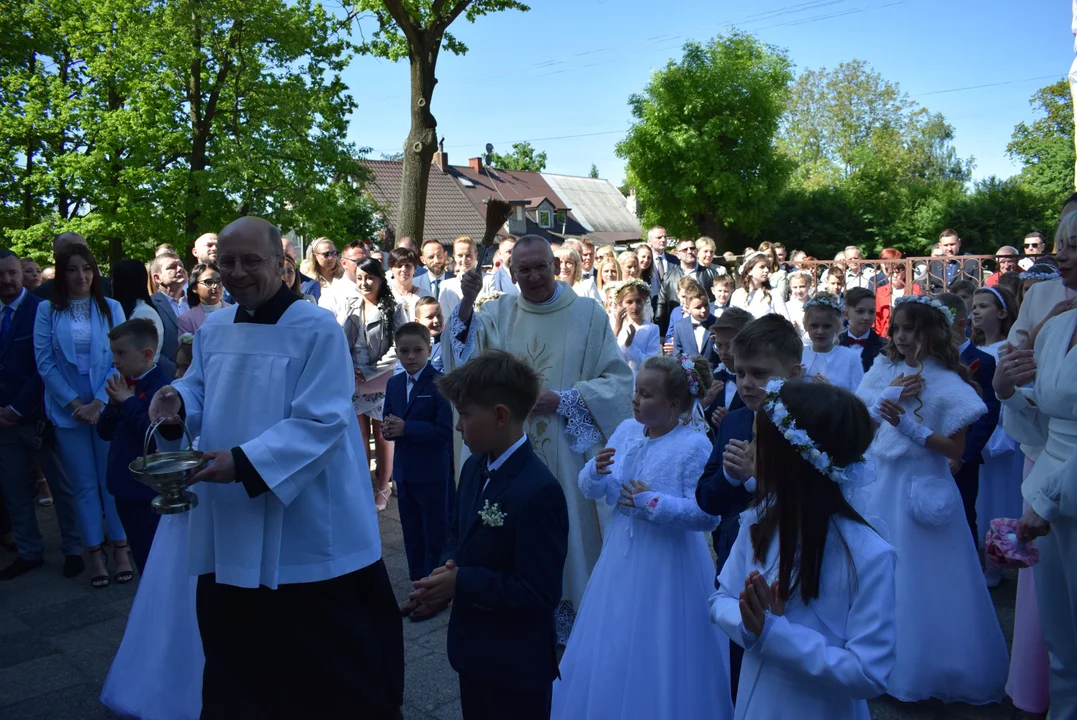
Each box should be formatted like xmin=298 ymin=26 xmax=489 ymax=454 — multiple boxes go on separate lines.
xmin=968 ymin=358 xmax=981 ymax=375
xmin=478 ymin=500 xmax=506 ymax=527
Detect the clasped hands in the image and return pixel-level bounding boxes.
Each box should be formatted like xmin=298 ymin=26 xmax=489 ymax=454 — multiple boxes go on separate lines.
xmin=993 ymin=343 xmax=1036 ymax=400
xmin=739 ymin=570 xmax=785 ymax=638
xmin=382 ymin=414 xmax=405 ymax=440
xmin=409 ymin=560 xmax=458 ymax=607
xmin=593 ymin=447 xmax=653 ymax=507
xmin=878 ymin=372 xmax=925 ymax=427
xmin=68 ymin=398 xmax=104 ymax=425
xmin=105 ymin=375 xmax=135 ymax=405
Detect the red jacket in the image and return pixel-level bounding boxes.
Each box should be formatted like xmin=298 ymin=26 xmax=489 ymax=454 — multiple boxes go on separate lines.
xmin=874 ymin=282 xmax=923 ymax=337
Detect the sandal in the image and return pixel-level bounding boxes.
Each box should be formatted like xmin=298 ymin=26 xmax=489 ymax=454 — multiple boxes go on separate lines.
xmin=89 ymin=548 xmax=110 ymax=589
xmin=35 ymin=478 xmax=54 ymax=507
xmin=112 ymin=542 xmax=135 ymax=584
xmin=374 ymin=486 xmax=391 ymax=512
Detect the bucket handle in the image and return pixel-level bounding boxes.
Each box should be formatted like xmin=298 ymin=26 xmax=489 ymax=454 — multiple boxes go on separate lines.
xmin=143 ymin=416 xmax=195 ymax=466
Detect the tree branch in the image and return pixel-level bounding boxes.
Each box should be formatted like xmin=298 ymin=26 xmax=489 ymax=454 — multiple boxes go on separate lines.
xmin=435 ymin=0 xmax=472 ymax=32
xmin=380 ymin=0 xmax=423 ymax=50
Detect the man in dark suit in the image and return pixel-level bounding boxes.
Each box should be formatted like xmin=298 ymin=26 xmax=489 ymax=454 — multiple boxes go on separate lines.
xmin=657 ymin=237 xmax=718 ymax=334
xmin=411 ymin=350 xmax=568 ymax=720
xmin=419 ymin=239 xmax=454 ymax=300
xmin=939 ymin=294 xmax=1000 ymax=549
xmin=383 ymin=322 xmax=454 ymax=623
xmin=928 ymin=229 xmax=981 ymax=291
xmin=32 ymin=232 xmax=111 ymax=302
xmin=0 ymin=249 xmax=84 ymax=580
xmin=148 ymin=252 xmax=188 ymax=363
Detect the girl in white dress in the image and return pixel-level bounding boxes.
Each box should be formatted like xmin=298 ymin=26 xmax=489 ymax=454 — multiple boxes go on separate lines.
xmin=857 ymin=295 xmax=1009 ymax=704
xmin=711 ymin=379 xmax=896 ymax=719
xmin=552 ymin=355 xmax=733 ymax=720
xmin=608 ymin=279 xmax=660 ymax=376
xmin=970 ymin=286 xmax=1024 ymax=587
xmin=800 ymin=293 xmax=864 ymax=392
xmin=731 ymin=252 xmax=788 ymax=319
xmin=785 ymin=269 xmax=813 ymax=343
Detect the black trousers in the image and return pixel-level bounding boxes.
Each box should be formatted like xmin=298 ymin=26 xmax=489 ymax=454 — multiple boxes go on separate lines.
xmin=197 ymin=560 xmax=404 ymax=720
xmin=954 ymin=462 xmax=981 ymax=551
xmin=459 ymin=675 xmax=551 ymax=720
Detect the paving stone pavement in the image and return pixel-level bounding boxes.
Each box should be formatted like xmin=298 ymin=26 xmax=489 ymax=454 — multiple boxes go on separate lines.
xmin=0 ymin=497 xmax=1020 ymax=719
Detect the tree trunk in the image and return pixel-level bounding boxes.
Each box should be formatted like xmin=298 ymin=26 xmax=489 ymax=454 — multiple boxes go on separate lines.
xmin=693 ymin=211 xmax=727 ymax=250
xmin=396 ymin=37 xmax=440 ymax=242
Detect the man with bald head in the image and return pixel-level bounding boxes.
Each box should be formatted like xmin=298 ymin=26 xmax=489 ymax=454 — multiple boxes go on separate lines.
xmin=33 ymin=232 xmax=111 ymax=302
xmin=150 ymin=216 xmax=403 ymax=718
xmin=192 ymin=233 xmax=218 ymax=265
xmin=444 ymin=234 xmax=633 ymax=634
xmin=986 ymin=245 xmax=1020 ymax=287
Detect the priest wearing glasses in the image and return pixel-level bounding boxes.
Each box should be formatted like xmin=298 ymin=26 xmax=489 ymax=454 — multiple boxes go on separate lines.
xmin=149 ymin=216 xmax=403 ymax=719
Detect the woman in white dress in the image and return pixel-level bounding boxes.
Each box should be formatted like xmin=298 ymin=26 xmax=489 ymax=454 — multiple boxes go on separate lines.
xmin=346 ymin=258 xmax=406 ymax=511
xmin=711 ymin=379 xmax=896 ymax=720
xmin=969 ymin=286 xmax=1024 ymax=587
xmin=857 ymin=296 xmax=1008 ymax=704
xmin=800 ymin=293 xmax=864 ymax=392
xmin=731 ymin=251 xmax=787 ymax=319
xmin=994 ymin=291 xmax=1077 ymax=713
xmin=607 ymin=279 xmax=660 ymax=375
xmin=553 ymin=355 xmax=733 ymax=720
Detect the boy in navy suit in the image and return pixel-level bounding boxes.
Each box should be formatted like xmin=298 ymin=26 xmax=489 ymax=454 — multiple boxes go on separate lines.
xmin=97 ymin=318 xmax=171 ymax=574
xmin=694 ymin=314 xmax=803 ymax=703
xmin=383 ymin=322 xmax=453 ymax=622
xmin=938 ymin=293 xmax=1000 ymax=549
xmin=703 ymin=307 xmax=754 ymax=434
xmin=671 ymin=284 xmax=720 ymax=367
xmin=840 ymin=287 xmax=885 ymax=373
xmin=411 ymin=349 xmax=568 ymax=720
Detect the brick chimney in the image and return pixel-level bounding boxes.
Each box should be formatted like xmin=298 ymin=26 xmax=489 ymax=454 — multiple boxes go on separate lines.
xmin=468 ymin=156 xmax=483 ymax=172
xmin=434 ymin=139 xmax=448 ymax=172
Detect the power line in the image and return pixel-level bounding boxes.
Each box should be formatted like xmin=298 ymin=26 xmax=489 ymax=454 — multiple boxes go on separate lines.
xmin=914 ymin=74 xmax=1062 ymax=97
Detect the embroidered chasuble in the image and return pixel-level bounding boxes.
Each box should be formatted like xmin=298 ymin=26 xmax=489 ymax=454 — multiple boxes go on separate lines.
xmin=447 ymin=282 xmax=633 ymax=609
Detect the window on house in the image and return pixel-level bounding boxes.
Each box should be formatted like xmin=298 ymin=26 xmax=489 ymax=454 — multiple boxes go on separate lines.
xmin=514 ymin=206 xmax=526 ymax=222
xmin=538 ymin=209 xmax=553 ymax=228
xmin=555 ymin=210 xmax=567 ymax=227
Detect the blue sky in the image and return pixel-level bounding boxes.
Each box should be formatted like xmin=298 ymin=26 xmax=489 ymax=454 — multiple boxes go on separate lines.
xmin=341 ymin=0 xmax=1071 ymax=184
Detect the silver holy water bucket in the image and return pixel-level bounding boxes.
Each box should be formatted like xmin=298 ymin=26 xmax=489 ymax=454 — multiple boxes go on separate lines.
xmin=128 ymin=417 xmax=204 ymax=514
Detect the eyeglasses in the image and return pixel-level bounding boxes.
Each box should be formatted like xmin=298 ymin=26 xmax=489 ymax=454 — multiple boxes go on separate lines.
xmin=341 ymin=255 xmax=365 ymax=264
xmin=1024 ymin=244 xmax=1040 ymax=249
xmin=316 ymin=250 xmax=339 ymax=259
xmin=197 ymin=279 xmax=222 ymax=289
xmin=513 ymin=260 xmax=552 ymax=278
xmin=218 ymin=254 xmax=277 ymax=273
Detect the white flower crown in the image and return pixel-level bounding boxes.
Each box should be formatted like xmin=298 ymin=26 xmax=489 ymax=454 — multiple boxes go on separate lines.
xmin=738 ymin=251 xmax=767 ymax=275
xmin=179 ymin=333 xmax=195 ymax=346
xmin=893 ymin=295 xmax=954 ymax=325
xmin=762 ymin=379 xmax=869 ymax=488
xmin=1019 ymin=269 xmax=1059 ymax=281
xmin=607 ymin=278 xmax=650 ymax=298
xmin=677 ymin=354 xmax=701 ymax=397
xmin=474 ymin=290 xmax=504 ymax=310
xmin=803 ymin=294 xmax=843 ymax=313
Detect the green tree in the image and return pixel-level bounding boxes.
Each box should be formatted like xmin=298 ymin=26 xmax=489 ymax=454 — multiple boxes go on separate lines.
xmin=344 ymin=0 xmax=528 ymax=241
xmin=1008 ymin=79 xmax=1075 ymax=203
xmin=588 ymin=163 xmax=599 ymax=179
xmin=490 ymin=141 xmax=547 ymax=172
xmin=616 ymin=32 xmax=794 ymax=249
xmin=1 ymin=0 xmax=366 ymax=263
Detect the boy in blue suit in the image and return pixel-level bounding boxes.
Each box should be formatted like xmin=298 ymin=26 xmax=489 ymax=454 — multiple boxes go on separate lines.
xmin=694 ymin=314 xmax=803 ymax=703
xmin=97 ymin=318 xmax=171 ymax=574
xmin=839 ymin=287 xmax=886 ymax=373
xmin=938 ymin=293 xmax=1000 ymax=549
xmin=703 ymin=307 xmax=754 ymax=434
xmin=411 ymin=349 xmax=568 ymax=720
xmin=383 ymin=322 xmax=454 ymax=622
xmin=671 ymin=284 xmax=720 ymax=367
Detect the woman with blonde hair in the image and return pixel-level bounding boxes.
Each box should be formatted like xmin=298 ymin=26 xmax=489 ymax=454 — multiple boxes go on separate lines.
xmin=557 ymin=246 xmax=602 ymax=303
xmin=299 ymin=237 xmax=343 ymax=303
xmin=595 ymin=256 xmax=623 ymax=300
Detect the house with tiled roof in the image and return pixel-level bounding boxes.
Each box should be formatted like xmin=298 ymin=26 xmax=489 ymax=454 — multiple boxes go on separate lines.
xmin=359 ymin=151 xmax=641 ymax=246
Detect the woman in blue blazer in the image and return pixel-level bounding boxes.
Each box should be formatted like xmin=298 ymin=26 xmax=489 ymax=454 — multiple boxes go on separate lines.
xmin=34 ymin=243 xmax=133 ymax=588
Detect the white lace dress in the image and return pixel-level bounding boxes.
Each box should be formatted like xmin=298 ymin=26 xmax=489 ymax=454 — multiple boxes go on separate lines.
xmin=802 ymin=345 xmax=865 ymax=393
xmin=551 ymin=420 xmax=733 ymax=720
xmin=857 ymin=357 xmax=1009 ymax=704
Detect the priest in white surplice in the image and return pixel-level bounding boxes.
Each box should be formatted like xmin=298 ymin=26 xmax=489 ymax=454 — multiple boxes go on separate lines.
xmin=149 ymin=217 xmax=403 ymax=719
xmin=446 ymin=235 xmax=633 ymax=631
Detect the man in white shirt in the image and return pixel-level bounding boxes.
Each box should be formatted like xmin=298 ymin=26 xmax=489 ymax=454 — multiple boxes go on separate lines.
xmin=439 ymin=236 xmax=478 ymax=318
xmin=419 ymin=238 xmax=453 ymax=300
xmin=318 ymin=241 xmax=364 ymax=326
xmin=481 ymin=235 xmax=520 ymax=295
xmin=579 ymin=238 xmax=596 ymax=280
xmin=150 ymin=217 xmax=403 ymax=719
xmin=1020 ymin=231 xmax=1047 ymax=271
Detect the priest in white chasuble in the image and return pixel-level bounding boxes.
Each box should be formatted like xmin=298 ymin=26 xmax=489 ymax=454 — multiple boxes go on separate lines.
xmin=445 ymin=235 xmax=634 ymax=628
xmin=149 ymin=217 xmax=404 ymax=720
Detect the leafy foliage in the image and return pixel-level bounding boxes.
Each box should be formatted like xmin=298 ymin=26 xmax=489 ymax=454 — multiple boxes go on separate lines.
xmin=616 ymin=32 xmax=794 ymax=249
xmin=1008 ymin=79 xmax=1076 ymax=204
xmin=0 ymin=0 xmax=371 ymax=264
xmin=588 ymin=164 xmax=599 ymax=179
xmin=490 ymin=142 xmax=547 ymax=172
